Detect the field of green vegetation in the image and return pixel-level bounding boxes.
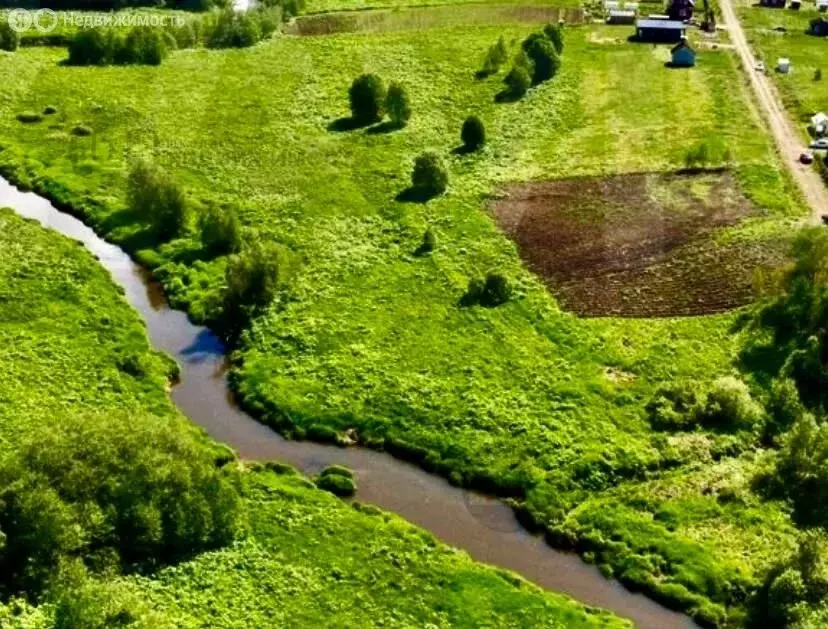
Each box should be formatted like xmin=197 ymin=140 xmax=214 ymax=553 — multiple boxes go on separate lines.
xmin=0 ymin=9 xmax=825 ymax=627
xmin=0 ymin=208 xmax=628 ymax=627
xmin=738 ymin=0 xmax=828 ymax=122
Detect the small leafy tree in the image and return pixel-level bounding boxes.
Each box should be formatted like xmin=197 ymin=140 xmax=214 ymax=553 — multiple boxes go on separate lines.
xmin=0 ymin=21 xmax=20 ymax=52
xmin=127 ymin=159 xmax=189 ymax=241
xmin=385 ymin=82 xmax=412 ymax=128
xmin=522 ymin=32 xmax=560 ymax=84
xmin=543 ymin=22 xmax=565 ymax=54
xmin=199 ymin=202 xmax=242 ymax=255
xmin=461 ymin=115 xmax=486 ymax=151
xmin=815 ymin=68 xmax=823 ymax=82
xmin=349 ymin=74 xmax=386 ymax=124
xmin=503 ymin=64 xmax=531 ymax=98
xmin=67 ymin=29 xmax=117 ymax=65
xmin=480 ymin=36 xmax=509 ymax=76
xmin=481 ymin=272 xmax=511 ymax=306
xmin=115 ymin=26 xmax=168 ymax=65
xmin=411 ymin=152 xmax=448 ymax=197
xmin=224 ymin=240 xmax=281 ymax=312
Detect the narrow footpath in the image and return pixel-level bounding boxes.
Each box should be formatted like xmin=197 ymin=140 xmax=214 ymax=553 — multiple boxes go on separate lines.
xmin=719 ymin=0 xmax=828 ymax=222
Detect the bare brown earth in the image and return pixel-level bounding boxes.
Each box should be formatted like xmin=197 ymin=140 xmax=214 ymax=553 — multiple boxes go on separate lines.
xmin=491 ymin=171 xmax=787 ymax=317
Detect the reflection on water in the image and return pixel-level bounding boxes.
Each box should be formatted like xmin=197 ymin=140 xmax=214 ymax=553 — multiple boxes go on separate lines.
xmin=0 ymin=177 xmax=700 ymax=629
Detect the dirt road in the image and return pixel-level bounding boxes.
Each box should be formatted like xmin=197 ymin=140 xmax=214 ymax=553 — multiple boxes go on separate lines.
xmin=719 ymin=0 xmax=828 ymax=222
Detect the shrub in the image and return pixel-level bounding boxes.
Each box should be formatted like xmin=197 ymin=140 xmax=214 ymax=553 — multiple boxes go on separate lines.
xmin=0 ymin=21 xmax=20 ymax=52
xmin=70 ymin=125 xmax=93 ymax=136
xmin=319 ymin=464 xmax=354 ymax=479
xmin=315 ymin=473 xmax=356 ymax=497
xmin=417 ymin=228 xmax=436 ymax=255
xmin=543 ymin=22 xmax=565 ymax=54
xmin=815 ymin=69 xmax=823 ymax=81
xmin=767 ymin=569 xmax=807 ymax=627
xmin=645 ymin=381 xmax=704 ymax=431
xmin=16 ymin=112 xmax=43 ymax=124
xmin=411 ymin=152 xmax=448 ymax=197
xmin=481 ymin=272 xmax=511 ymax=306
xmin=385 ymin=81 xmax=411 ymax=128
xmin=0 ymin=414 xmax=242 ymax=595
xmin=127 ymin=158 xmax=189 ymax=241
xmin=67 ymin=29 xmax=117 ymax=66
xmin=224 ymin=240 xmax=280 ymax=311
xmin=113 ymin=27 xmax=168 ymax=65
xmin=461 ymin=115 xmax=486 ymax=151
xmin=43 ymin=105 xmax=57 ymax=115
xmin=697 ymin=376 xmax=764 ymax=430
xmin=521 ymin=32 xmax=560 ymax=84
xmin=207 ymin=10 xmax=262 ymax=49
xmin=463 ymin=277 xmax=485 ymax=305
xmin=170 ymin=21 xmax=199 ymax=49
xmin=199 ymin=202 xmax=242 ymax=255
xmin=349 ymin=74 xmax=385 ymax=124
xmin=480 ymin=36 xmax=509 ymax=76
xmin=503 ymin=64 xmax=531 ymax=98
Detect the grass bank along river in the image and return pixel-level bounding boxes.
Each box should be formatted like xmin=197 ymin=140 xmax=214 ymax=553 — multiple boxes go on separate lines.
xmin=0 ymin=175 xmax=699 ymax=628
xmin=0 ymin=194 xmax=637 ymax=628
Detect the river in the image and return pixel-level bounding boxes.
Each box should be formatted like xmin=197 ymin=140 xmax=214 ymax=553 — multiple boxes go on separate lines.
xmin=0 ymin=176 xmax=698 ymax=629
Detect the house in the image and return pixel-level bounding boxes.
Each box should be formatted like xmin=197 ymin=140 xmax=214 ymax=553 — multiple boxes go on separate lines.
xmin=667 ymin=0 xmax=695 ymax=21
xmin=608 ymin=9 xmax=637 ymax=23
xmin=635 ymin=18 xmax=687 ymax=41
xmin=777 ymin=57 xmax=791 ymax=73
xmin=759 ymin=0 xmax=786 ymax=7
xmin=670 ymin=39 xmax=696 ymax=66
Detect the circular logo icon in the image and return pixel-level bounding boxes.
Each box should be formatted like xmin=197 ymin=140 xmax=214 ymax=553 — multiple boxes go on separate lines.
xmin=7 ymin=9 xmax=32 ymax=33
xmin=32 ymin=9 xmax=58 ymax=33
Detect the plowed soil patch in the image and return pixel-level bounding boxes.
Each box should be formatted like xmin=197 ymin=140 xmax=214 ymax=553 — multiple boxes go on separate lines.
xmin=491 ymin=172 xmax=785 ymax=317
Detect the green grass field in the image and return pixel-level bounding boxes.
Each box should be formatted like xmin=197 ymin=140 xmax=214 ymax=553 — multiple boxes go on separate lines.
xmin=0 ymin=17 xmax=812 ymax=626
xmin=0 ymin=208 xmax=629 ymax=628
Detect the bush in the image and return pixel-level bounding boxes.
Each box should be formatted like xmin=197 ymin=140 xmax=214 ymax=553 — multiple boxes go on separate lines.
xmin=461 ymin=115 xmax=486 ymax=151
xmin=170 ymin=21 xmax=200 ymax=49
xmin=481 ymin=272 xmax=511 ymax=307
xmin=43 ymin=105 xmax=57 ymax=115
xmin=349 ymin=73 xmax=385 ymax=124
xmin=16 ymin=112 xmax=43 ymax=124
xmin=117 ymin=27 xmax=168 ymax=65
xmin=645 ymin=381 xmax=704 ymax=431
xmin=480 ymin=35 xmax=509 ymax=76
xmin=385 ymin=81 xmax=411 ymax=128
xmin=697 ymin=376 xmax=764 ymax=430
xmin=315 ymin=473 xmax=356 ymax=497
xmin=463 ymin=277 xmax=485 ymax=305
xmin=543 ymin=22 xmax=565 ymax=54
xmin=224 ymin=240 xmax=280 ymax=312
xmin=319 ymin=464 xmax=354 ymax=479
xmin=207 ymin=10 xmax=262 ymax=49
xmin=417 ymin=228 xmax=436 ymax=255
xmin=503 ymin=64 xmax=531 ymax=98
xmin=70 ymin=125 xmax=93 ymax=136
xmin=815 ymin=69 xmax=823 ymax=82
xmin=0 ymin=21 xmax=20 ymax=52
xmin=199 ymin=202 xmax=242 ymax=256
xmin=67 ymin=29 xmax=117 ymax=65
xmin=767 ymin=569 xmax=807 ymax=627
xmin=0 ymin=414 xmax=242 ymax=596
xmin=521 ymin=32 xmax=560 ymax=84
xmin=127 ymin=158 xmax=189 ymax=241
xmin=411 ymin=152 xmax=448 ymax=197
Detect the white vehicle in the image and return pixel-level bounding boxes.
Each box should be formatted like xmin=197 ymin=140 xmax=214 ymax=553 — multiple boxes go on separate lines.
xmin=754 ymin=60 xmax=765 ymax=73
xmin=810 ymin=138 xmax=828 ymax=150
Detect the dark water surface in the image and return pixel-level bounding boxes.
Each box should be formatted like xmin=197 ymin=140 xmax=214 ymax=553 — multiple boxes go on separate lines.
xmin=1 ymin=177 xmax=698 ymax=629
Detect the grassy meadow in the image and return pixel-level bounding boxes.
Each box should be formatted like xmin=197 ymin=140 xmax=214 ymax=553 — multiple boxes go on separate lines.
xmin=0 ymin=15 xmax=813 ymax=627
xmin=0 ymin=208 xmax=629 ymax=627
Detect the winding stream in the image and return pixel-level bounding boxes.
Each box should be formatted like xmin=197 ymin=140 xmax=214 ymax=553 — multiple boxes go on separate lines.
xmin=1 ymin=176 xmax=698 ymax=629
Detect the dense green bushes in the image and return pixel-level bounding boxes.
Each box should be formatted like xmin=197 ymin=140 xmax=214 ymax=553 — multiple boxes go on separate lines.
xmin=314 ymin=465 xmax=356 ymax=496
xmin=499 ymin=24 xmax=564 ymax=100
xmin=386 ymin=81 xmax=411 ymax=128
xmin=0 ymin=20 xmax=19 ymax=52
xmin=461 ymin=115 xmax=486 ymax=151
xmin=199 ymin=202 xmax=241 ymax=256
xmin=479 ymin=35 xmax=509 ymax=77
xmin=127 ymin=159 xmax=189 ymax=240
xmin=67 ymin=26 xmax=168 ymax=66
xmin=411 ymin=152 xmax=448 ymax=197
xmin=349 ymin=73 xmax=385 ymax=124
xmin=0 ymin=414 xmax=241 ymax=597
xmin=222 ymin=241 xmax=281 ymax=329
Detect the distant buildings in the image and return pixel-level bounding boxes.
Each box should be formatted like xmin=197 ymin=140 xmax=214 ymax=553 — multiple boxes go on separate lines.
xmin=635 ymin=18 xmax=687 ymax=42
xmin=608 ymin=9 xmax=637 ymax=23
xmin=777 ymin=57 xmax=791 ymax=73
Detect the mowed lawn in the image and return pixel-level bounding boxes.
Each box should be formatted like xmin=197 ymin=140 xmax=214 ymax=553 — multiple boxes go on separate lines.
xmin=0 ymin=22 xmax=806 ymax=625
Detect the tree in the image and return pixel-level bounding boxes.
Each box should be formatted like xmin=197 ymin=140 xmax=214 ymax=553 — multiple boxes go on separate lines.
xmin=67 ymin=29 xmax=117 ymax=66
xmin=481 ymin=272 xmax=511 ymax=306
xmin=224 ymin=240 xmax=281 ymax=311
xmin=116 ymin=27 xmax=168 ymax=65
xmin=543 ymin=23 xmax=565 ymax=54
xmin=411 ymin=152 xmax=448 ymax=197
xmin=199 ymin=202 xmax=242 ymax=255
xmin=480 ymin=36 xmax=509 ymax=76
xmin=385 ymin=82 xmax=412 ymax=128
xmin=0 ymin=21 xmax=20 ymax=52
xmin=461 ymin=116 xmax=486 ymax=151
xmin=349 ymin=74 xmax=386 ymax=124
xmin=127 ymin=159 xmax=189 ymax=241
xmin=815 ymin=69 xmax=823 ymax=82
xmin=503 ymin=64 xmax=531 ymax=98
xmin=521 ymin=32 xmax=560 ymax=84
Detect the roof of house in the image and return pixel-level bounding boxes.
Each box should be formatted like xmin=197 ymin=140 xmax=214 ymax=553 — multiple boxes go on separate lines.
xmin=610 ymin=9 xmax=637 ymax=15
xmin=636 ymin=18 xmax=687 ymax=28
xmin=671 ymin=40 xmax=695 ymax=53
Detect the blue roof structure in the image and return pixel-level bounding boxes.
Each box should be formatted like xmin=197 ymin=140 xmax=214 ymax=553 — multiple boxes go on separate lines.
xmin=635 ymin=19 xmax=686 ymax=28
